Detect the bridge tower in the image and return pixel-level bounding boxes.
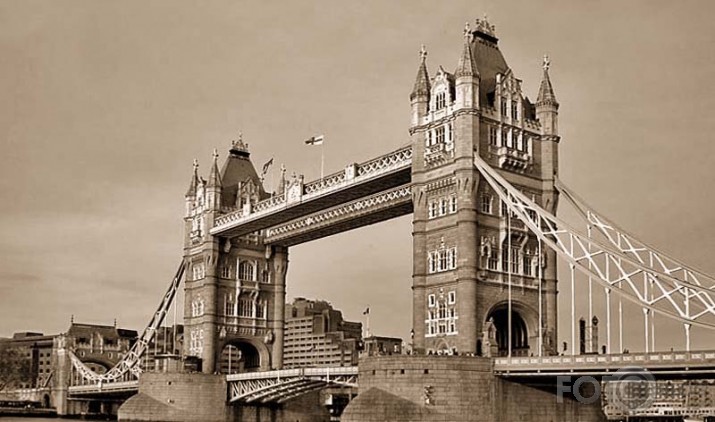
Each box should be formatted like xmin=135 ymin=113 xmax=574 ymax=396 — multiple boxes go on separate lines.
xmin=410 ymin=18 xmax=559 ymax=357
xmin=183 ymin=138 xmax=288 ymax=373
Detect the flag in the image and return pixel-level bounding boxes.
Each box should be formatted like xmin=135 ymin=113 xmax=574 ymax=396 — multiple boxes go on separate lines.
xmin=363 ymin=307 xmax=370 ymax=315
xmin=305 ymin=135 xmax=324 ymax=146
xmin=261 ymin=158 xmax=273 ymax=176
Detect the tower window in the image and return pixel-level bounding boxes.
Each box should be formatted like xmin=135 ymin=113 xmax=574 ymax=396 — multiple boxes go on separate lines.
xmin=435 ymin=92 xmax=446 ymax=110
xmin=428 ymin=201 xmax=438 ymax=219
xmin=501 ymin=98 xmax=508 ymax=116
xmin=489 ymin=126 xmax=498 ymax=146
xmin=428 ymin=294 xmax=436 ymax=307
xmin=439 ymin=198 xmax=448 ymax=216
xmin=501 ymin=129 xmax=509 ymax=148
xmin=238 ymin=260 xmax=256 ymax=281
xmin=511 ymin=101 xmax=518 ymax=120
xmin=448 ymin=291 xmax=456 ymax=304
xmin=480 ymin=195 xmax=492 ymax=214
xmin=435 ymin=126 xmax=445 ymax=144
xmin=428 ymin=247 xmax=458 ymax=273
xmin=449 ymin=195 xmax=457 ymax=214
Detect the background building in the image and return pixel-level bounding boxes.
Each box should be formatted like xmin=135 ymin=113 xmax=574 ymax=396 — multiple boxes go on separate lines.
xmin=363 ymin=336 xmax=402 ymax=357
xmin=282 ymin=298 xmax=362 ymax=369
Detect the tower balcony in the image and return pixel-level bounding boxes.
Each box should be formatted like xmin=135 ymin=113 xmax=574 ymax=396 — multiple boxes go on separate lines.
xmin=424 ymin=142 xmax=454 ymax=167
xmin=495 ymin=146 xmax=531 ymax=172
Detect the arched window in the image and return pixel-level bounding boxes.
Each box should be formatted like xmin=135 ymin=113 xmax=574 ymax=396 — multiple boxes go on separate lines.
xmin=238 ymin=260 xmax=256 ymax=281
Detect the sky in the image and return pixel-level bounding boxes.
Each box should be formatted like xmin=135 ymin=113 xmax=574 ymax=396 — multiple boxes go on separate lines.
xmin=1 ymin=0 xmax=714 ymax=353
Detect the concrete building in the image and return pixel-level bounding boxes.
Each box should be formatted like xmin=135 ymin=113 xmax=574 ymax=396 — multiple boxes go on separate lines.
xmin=282 ymin=298 xmax=362 ymax=368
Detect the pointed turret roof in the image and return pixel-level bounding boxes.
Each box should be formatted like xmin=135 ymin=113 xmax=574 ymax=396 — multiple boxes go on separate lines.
xmin=410 ymin=45 xmax=431 ymax=101
xmin=456 ymin=23 xmax=479 ymax=78
xmin=536 ymin=55 xmax=558 ymax=107
xmin=207 ymin=149 xmax=222 ymax=189
xmin=219 ymin=133 xmax=267 ymax=206
xmin=185 ymin=159 xmax=200 ymax=197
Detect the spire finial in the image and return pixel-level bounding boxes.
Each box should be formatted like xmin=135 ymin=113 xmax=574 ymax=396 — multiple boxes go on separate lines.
xmin=193 ymin=159 xmax=199 ymax=171
xmin=464 ymin=22 xmax=471 ymax=39
xmin=543 ymin=54 xmax=551 ymax=71
xmin=420 ymin=44 xmax=427 ymax=62
xmin=70 ymin=314 xmax=74 ymax=324
xmin=213 ymin=148 xmax=219 ymax=160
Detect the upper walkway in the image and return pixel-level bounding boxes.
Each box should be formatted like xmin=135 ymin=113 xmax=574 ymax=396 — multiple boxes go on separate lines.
xmin=210 ymin=146 xmax=412 ymax=239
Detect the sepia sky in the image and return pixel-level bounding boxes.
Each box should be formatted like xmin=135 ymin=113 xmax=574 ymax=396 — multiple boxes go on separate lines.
xmin=1 ymin=0 xmax=714 ymax=352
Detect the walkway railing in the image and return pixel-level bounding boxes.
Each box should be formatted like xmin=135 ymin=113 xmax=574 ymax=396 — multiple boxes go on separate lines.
xmin=213 ymin=146 xmax=412 ymax=232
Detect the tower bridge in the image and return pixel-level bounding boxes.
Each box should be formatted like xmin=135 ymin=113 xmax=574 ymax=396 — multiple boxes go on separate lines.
xmin=32 ymin=15 xmax=715 ymax=422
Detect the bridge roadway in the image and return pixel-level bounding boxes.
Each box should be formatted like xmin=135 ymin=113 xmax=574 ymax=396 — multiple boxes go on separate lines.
xmin=494 ymin=350 xmax=715 ymax=378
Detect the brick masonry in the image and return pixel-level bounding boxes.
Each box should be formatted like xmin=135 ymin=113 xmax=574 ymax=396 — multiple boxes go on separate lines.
xmin=341 ymin=355 xmax=606 ymax=422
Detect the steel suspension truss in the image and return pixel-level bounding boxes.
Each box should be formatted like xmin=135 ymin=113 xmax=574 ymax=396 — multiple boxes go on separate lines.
xmin=69 ymin=261 xmax=186 ymax=383
xmin=227 ymin=367 xmax=358 ymax=404
xmin=473 ymin=154 xmax=715 ymax=331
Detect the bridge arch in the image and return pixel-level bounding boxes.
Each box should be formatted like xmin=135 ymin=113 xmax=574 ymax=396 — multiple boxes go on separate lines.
xmin=218 ymin=337 xmax=270 ymax=373
xmin=484 ymin=301 xmax=538 ymax=357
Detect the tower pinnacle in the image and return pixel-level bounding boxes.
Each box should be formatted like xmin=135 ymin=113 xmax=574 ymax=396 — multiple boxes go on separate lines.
xmin=410 ymin=45 xmax=431 ymax=101
xmin=185 ymin=159 xmax=200 ymax=197
xmin=207 ymin=149 xmax=221 ymax=188
xmin=455 ymin=22 xmax=478 ymax=78
xmin=536 ymin=54 xmax=558 ymax=107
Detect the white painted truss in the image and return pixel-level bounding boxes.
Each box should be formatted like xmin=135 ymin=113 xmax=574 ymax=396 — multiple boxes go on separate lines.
xmin=474 ymin=154 xmax=715 ymax=330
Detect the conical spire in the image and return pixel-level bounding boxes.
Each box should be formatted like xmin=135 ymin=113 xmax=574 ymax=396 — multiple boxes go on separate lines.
xmin=207 ymin=149 xmax=222 ymax=189
xmin=455 ymin=23 xmax=479 ymax=78
xmin=410 ymin=45 xmax=431 ymax=101
xmin=536 ymin=55 xmax=558 ymax=107
xmin=185 ymin=159 xmax=200 ymax=197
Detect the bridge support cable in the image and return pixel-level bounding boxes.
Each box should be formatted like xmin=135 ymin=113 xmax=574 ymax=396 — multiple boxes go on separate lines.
xmin=69 ymin=261 xmax=187 ymax=383
xmin=473 ymin=154 xmax=715 ymax=332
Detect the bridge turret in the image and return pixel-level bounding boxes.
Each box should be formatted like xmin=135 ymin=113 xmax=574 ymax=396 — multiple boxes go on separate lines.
xmin=184 ymin=159 xmax=199 ymax=218
xmin=536 ymin=55 xmax=559 ymax=137
xmin=206 ymin=149 xmax=222 ymax=211
xmin=454 ymin=23 xmax=480 ymax=110
xmin=410 ymin=45 xmax=430 ymax=126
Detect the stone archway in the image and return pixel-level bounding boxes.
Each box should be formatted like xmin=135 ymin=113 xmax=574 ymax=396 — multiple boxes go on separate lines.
xmin=218 ymin=338 xmax=270 ymax=373
xmin=485 ymin=302 xmax=538 ymax=357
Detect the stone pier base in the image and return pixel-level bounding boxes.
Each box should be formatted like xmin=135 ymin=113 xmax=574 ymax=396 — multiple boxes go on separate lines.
xmin=341 ymin=355 xmax=606 ymax=422
xmin=118 ymin=372 xmax=330 ymax=422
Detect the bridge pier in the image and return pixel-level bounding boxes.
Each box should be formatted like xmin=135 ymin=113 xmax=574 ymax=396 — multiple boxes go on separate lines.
xmin=118 ymin=372 xmax=330 ymax=422
xmin=341 ymin=355 xmax=606 ymax=422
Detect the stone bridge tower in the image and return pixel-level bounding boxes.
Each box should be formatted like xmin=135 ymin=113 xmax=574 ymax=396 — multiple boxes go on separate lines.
xmin=410 ymin=19 xmax=560 ymax=357
xmin=183 ymin=138 xmax=288 ymax=373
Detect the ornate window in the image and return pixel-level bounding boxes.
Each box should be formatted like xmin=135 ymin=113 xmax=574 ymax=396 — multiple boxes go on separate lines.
xmin=238 ymin=259 xmax=256 ymax=281
xmin=220 ymin=264 xmax=233 ymax=279
xmin=428 ymin=247 xmax=457 ymax=274
xmin=501 ymin=128 xmax=508 ymax=148
xmin=501 ymin=98 xmax=508 ymax=115
xmin=425 ymin=291 xmax=458 ymax=337
xmin=511 ymin=100 xmax=518 ymax=120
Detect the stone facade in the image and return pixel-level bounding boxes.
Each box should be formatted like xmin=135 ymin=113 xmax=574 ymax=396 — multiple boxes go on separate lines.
xmin=341 ymin=355 xmax=606 ymax=422
xmin=409 ymin=17 xmax=559 ymax=357
xmin=183 ymin=140 xmax=288 ymax=373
